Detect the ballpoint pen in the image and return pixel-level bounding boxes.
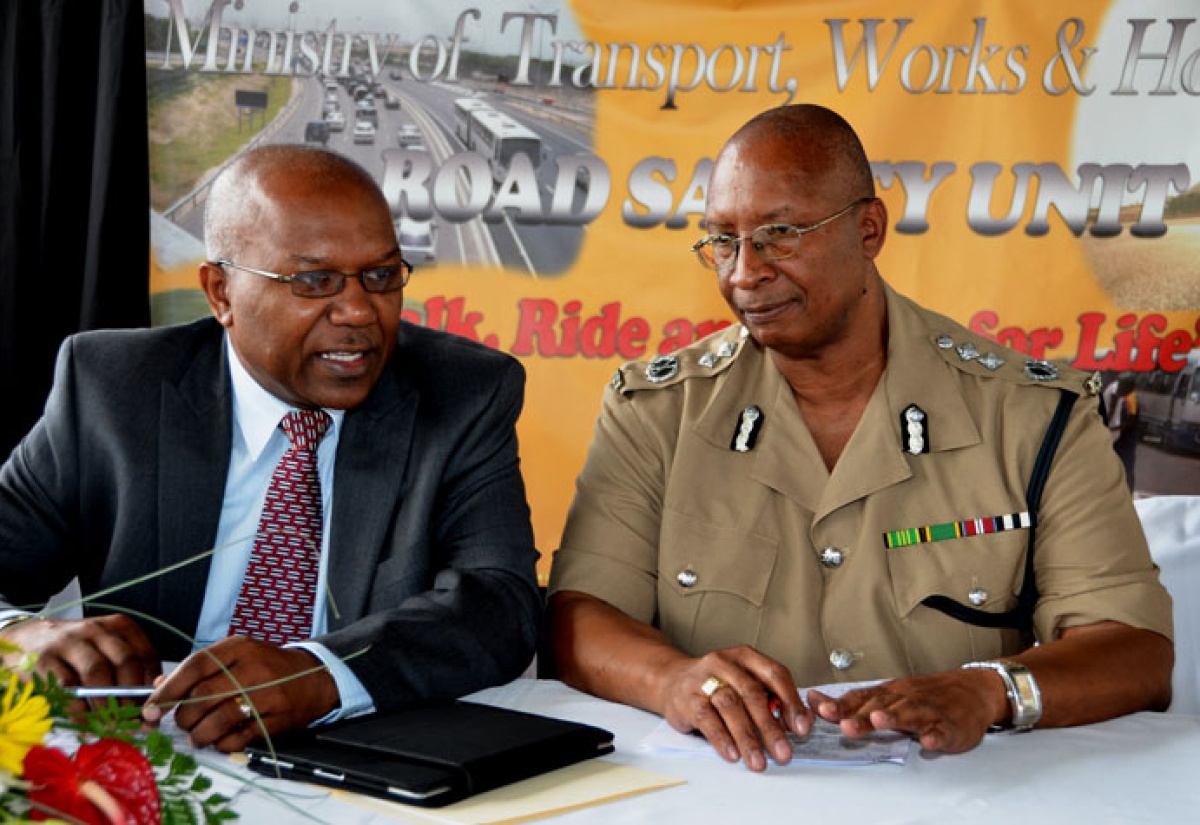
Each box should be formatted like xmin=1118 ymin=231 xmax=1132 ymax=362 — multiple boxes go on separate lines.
xmin=67 ymin=686 xmax=155 ymax=699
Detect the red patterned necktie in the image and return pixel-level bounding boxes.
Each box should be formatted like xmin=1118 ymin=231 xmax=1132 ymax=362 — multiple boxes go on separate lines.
xmin=229 ymin=409 xmax=331 ymax=645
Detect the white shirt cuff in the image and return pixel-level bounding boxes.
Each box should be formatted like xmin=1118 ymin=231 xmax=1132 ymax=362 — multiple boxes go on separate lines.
xmin=290 ymin=641 xmax=376 ymax=724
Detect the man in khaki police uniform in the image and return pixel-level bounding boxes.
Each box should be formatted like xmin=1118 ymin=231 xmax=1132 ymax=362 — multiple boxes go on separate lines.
xmin=547 ymin=104 xmax=1173 ymax=772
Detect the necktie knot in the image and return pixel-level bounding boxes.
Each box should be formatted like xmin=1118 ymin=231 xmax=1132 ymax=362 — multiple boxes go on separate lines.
xmin=281 ymin=409 xmax=331 ymax=452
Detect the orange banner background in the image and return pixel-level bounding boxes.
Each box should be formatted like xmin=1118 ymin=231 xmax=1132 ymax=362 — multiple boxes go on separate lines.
xmin=146 ymin=0 xmax=1200 ymax=579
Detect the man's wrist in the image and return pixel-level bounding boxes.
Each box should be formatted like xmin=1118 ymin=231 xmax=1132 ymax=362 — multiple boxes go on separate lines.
xmin=0 ymin=613 xmax=35 ymax=635
xmin=961 ymin=660 xmax=1043 ymax=732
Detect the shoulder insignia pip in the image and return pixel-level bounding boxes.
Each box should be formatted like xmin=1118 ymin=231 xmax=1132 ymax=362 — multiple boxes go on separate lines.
xmin=611 ymin=323 xmax=744 ymax=396
xmin=929 ymin=332 xmax=1097 ymax=396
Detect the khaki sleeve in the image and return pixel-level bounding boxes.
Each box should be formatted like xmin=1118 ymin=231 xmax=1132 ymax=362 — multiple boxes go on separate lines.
xmin=548 ymin=384 xmax=675 ymax=625
xmin=1031 ymin=394 xmax=1174 ymax=643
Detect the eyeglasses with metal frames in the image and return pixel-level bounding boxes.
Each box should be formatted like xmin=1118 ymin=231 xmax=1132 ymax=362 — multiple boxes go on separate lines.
xmin=213 ymin=258 xmax=413 ymax=298
xmin=690 ymin=197 xmax=873 ymax=274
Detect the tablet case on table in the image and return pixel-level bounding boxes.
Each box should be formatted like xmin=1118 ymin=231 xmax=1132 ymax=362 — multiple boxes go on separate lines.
xmin=244 ymin=700 xmax=616 ymax=807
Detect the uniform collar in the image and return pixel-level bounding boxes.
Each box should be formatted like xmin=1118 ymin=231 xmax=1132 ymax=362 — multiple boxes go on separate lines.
xmin=691 ymin=283 xmax=981 ymax=516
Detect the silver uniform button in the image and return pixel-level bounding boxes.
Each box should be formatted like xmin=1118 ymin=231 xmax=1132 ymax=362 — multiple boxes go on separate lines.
xmin=936 ymin=334 xmax=954 ymax=349
xmin=968 ymin=587 xmax=988 ymax=606
xmin=677 ymin=568 xmax=698 ymax=588
xmin=819 ymin=547 xmax=844 ymax=568
xmin=829 ymin=649 xmax=855 ymax=670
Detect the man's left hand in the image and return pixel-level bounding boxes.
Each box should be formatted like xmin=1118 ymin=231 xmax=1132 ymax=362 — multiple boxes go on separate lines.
xmin=142 ymin=636 xmax=340 ymax=752
xmin=807 ymin=668 xmax=1007 ymax=753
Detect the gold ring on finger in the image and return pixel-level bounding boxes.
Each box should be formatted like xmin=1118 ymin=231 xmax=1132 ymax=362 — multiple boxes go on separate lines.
xmin=701 ymin=676 xmax=725 ymax=698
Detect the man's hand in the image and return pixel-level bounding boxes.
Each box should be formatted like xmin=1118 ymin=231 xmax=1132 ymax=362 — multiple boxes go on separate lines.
xmin=551 ymin=591 xmax=813 ymax=773
xmin=807 ymin=668 xmax=1008 ymax=753
xmin=142 ymin=636 xmax=339 ymax=753
xmin=0 ymin=615 xmax=161 ymax=694
xmin=658 ymin=646 xmax=813 ymax=772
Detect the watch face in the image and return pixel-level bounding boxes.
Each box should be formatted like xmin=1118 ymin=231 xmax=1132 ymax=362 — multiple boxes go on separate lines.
xmin=962 ymin=660 xmax=1042 ymax=731
xmin=1005 ymin=663 xmax=1043 ymax=730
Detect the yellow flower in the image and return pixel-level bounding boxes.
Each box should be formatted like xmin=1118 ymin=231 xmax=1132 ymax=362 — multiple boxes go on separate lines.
xmin=0 ymin=671 xmax=52 ymax=776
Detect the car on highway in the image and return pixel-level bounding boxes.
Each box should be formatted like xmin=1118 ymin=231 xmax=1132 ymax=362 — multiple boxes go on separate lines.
xmin=352 ymin=119 xmax=377 ymax=144
xmin=355 ymin=100 xmax=379 ymax=125
xmin=325 ymin=110 xmax=346 ymax=131
xmin=384 ymin=93 xmax=400 ymax=110
xmin=304 ymin=120 xmax=330 ymax=145
xmin=396 ymin=124 xmax=422 ymax=146
xmin=395 ymin=216 xmax=437 ymax=266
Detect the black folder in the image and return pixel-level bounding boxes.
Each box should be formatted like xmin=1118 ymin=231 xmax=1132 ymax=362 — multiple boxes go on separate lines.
xmin=244 ymin=700 xmax=616 ymax=807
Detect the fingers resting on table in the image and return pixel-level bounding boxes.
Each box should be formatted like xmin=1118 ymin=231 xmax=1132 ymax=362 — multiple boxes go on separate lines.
xmin=660 ymin=645 xmax=813 ymax=772
xmin=807 ymin=670 xmax=1001 ymax=753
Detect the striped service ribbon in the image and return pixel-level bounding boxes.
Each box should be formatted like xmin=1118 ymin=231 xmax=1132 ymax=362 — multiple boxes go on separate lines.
xmin=883 ymin=511 xmax=1034 ymax=549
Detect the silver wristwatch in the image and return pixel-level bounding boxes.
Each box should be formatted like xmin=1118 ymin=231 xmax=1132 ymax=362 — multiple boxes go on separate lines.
xmin=962 ymin=660 xmax=1043 ymax=732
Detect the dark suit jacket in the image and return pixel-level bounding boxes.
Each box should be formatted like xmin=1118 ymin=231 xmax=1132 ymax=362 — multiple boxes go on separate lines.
xmin=0 ymin=318 xmax=541 ymax=709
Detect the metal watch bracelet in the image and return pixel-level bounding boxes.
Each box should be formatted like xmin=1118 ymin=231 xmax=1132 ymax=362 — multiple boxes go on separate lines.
xmin=962 ymin=660 xmax=1043 ymax=732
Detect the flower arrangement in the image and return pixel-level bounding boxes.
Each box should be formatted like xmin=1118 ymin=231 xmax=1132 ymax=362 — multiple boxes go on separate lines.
xmin=0 ymin=639 xmax=236 ymax=825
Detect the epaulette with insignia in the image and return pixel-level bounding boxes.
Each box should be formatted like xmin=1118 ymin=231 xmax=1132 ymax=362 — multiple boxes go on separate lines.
xmin=930 ymin=331 xmax=1100 ymax=397
xmin=610 ymin=324 xmax=749 ymax=396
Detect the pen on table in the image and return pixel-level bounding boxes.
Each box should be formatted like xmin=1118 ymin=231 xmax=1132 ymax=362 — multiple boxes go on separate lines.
xmin=67 ymin=686 xmax=156 ymax=699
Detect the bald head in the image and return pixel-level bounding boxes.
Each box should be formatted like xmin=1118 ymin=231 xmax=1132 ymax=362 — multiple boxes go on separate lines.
xmin=721 ymin=104 xmax=875 ymax=201
xmin=204 ymin=145 xmax=388 ymax=260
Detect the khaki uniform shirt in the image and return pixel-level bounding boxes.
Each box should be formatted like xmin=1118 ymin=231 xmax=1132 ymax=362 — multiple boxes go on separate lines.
xmin=550 ymin=284 xmax=1173 ymax=686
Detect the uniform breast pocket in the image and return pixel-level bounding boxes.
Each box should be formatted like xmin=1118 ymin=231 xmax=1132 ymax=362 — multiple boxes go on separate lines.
xmin=657 ymin=510 xmax=778 ymax=657
xmin=886 ymin=529 xmax=1027 ymax=618
xmin=885 ymin=529 xmax=1028 ymax=668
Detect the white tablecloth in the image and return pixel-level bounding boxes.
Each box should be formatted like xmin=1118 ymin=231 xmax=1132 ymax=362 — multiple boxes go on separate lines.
xmin=215 ymin=678 xmax=1200 ymax=824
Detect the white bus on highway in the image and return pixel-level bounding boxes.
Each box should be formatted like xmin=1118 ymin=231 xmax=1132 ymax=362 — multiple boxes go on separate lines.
xmin=453 ymin=98 xmax=542 ymax=182
xmin=1133 ymin=350 xmax=1200 ymax=454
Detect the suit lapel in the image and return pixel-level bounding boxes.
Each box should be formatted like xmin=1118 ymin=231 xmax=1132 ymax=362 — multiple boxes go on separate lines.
xmin=326 ymin=366 xmax=415 ymax=629
xmin=157 ymin=327 xmax=232 ymax=650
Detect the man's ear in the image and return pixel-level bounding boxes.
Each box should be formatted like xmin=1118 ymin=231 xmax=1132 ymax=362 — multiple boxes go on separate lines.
xmin=859 ymin=197 xmax=888 ymax=260
xmin=199 ymin=261 xmax=233 ymax=327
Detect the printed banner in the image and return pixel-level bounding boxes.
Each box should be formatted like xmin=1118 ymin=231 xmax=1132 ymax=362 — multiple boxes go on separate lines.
xmin=144 ymin=0 xmax=1200 ymax=577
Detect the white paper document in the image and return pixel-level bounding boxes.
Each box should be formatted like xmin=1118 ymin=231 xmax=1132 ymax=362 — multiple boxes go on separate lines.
xmin=639 ymin=680 xmax=912 ymax=768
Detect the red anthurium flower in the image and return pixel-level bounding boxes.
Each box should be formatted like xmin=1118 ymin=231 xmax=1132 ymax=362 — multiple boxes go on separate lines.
xmin=24 ymin=739 xmax=161 ymax=825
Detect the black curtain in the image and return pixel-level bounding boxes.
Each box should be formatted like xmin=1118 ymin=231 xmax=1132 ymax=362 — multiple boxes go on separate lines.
xmin=0 ymin=0 xmax=150 ymax=457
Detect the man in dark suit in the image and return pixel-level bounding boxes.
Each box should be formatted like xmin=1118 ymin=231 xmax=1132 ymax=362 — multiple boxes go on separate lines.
xmin=0 ymin=145 xmax=541 ymax=752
